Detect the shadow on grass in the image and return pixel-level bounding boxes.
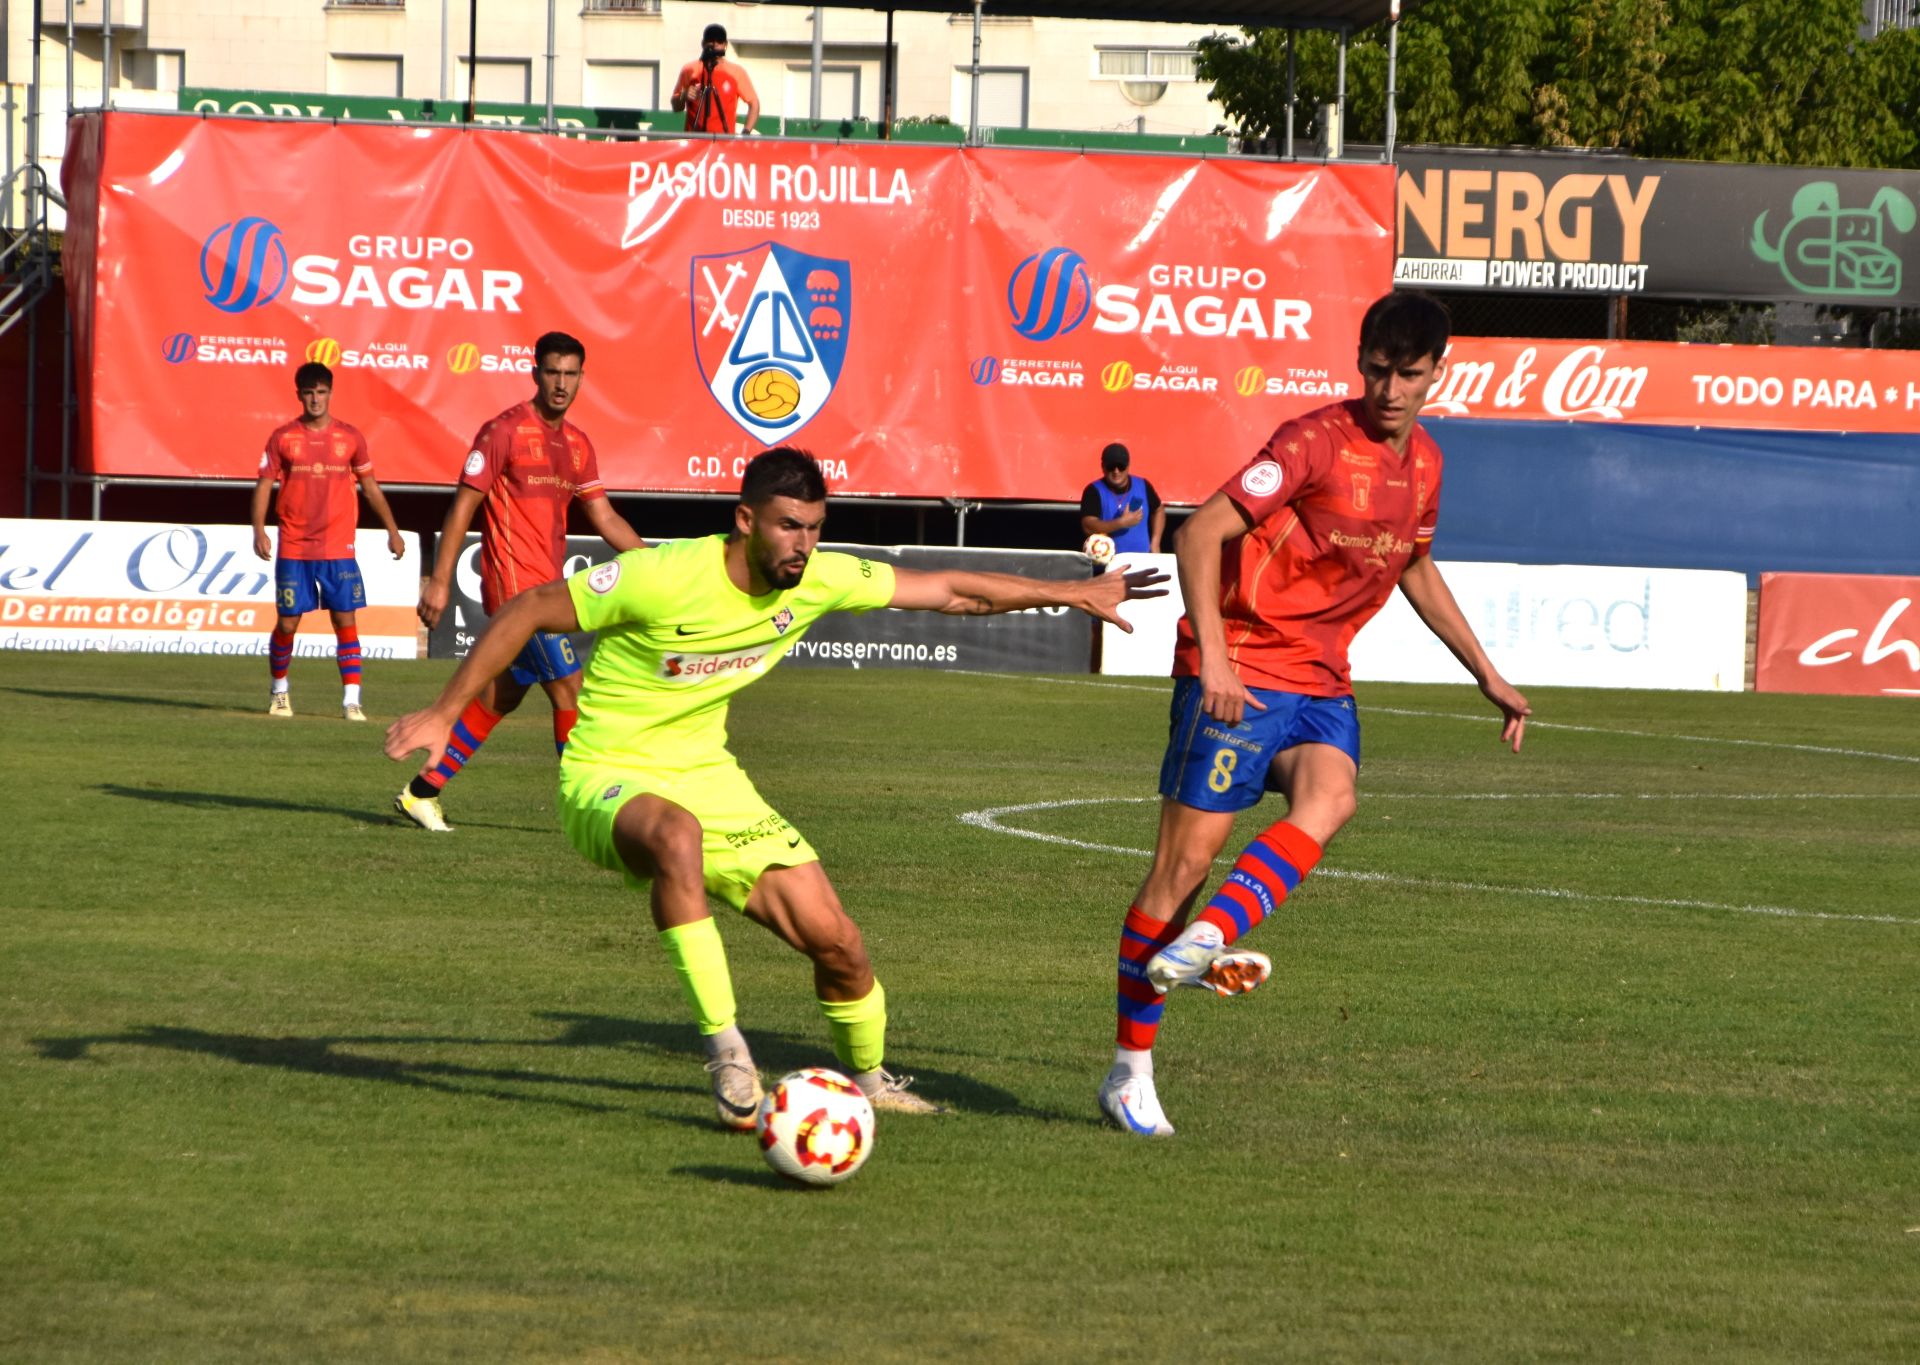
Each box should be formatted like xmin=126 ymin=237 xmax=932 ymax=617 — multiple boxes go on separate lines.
xmin=95 ymin=783 xmax=546 ymax=834
xmin=672 ymin=1164 xmax=797 ymax=1190
xmin=0 ymin=685 xmax=232 ymax=712
xmin=31 ymin=1011 xmax=1056 ymax=1124
xmin=31 ymin=1022 xmax=701 ymax=1115
xmin=539 ymin=1012 xmax=1052 ymax=1121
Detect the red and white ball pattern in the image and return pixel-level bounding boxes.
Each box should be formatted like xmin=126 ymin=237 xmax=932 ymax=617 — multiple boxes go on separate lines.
xmin=756 ymin=1068 xmax=875 ymax=1187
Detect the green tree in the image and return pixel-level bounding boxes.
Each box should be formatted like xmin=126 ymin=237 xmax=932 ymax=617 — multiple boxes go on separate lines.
xmin=1194 ymin=0 xmax=1920 ymax=168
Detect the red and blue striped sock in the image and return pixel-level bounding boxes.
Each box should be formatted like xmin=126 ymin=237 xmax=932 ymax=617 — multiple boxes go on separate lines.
xmin=422 ymin=698 xmax=503 ymax=791
xmin=268 ymin=625 xmax=296 ymax=683
xmin=552 ymin=707 xmax=577 ymax=757
xmin=1195 ymin=822 xmax=1324 ymax=947
xmin=334 ymin=624 xmax=362 ymax=688
xmin=1115 ymin=905 xmax=1183 ymax=1052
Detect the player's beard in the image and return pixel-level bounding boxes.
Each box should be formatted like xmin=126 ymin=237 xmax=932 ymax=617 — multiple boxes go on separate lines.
xmin=760 ymin=546 xmax=808 ymax=590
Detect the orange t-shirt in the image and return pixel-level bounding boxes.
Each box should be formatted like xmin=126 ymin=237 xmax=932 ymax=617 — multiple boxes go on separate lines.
xmin=459 ymin=402 xmax=606 ymax=614
xmin=675 ymin=59 xmax=749 ymax=133
xmin=261 ymin=418 xmax=372 ymax=561
xmin=1172 ymin=399 xmax=1443 ymax=696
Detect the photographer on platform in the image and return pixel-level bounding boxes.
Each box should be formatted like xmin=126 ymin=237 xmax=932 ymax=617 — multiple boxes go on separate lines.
xmin=672 ymin=23 xmax=760 ymax=135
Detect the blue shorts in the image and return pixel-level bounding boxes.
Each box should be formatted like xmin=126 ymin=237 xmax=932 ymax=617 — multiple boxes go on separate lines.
xmin=1158 ymin=676 xmax=1362 ymax=813
xmin=275 ymin=558 xmax=366 ymax=616
xmin=508 ymin=629 xmax=583 ymax=686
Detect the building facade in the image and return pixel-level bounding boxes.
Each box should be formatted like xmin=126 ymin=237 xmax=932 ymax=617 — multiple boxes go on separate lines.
xmin=5 ymin=1 xmax=1230 ymax=226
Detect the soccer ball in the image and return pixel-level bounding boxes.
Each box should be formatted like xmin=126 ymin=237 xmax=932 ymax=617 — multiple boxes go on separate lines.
xmin=756 ymin=1068 xmax=875 ymax=1187
xmin=739 ymin=366 xmax=802 ymax=422
xmin=1082 ymin=533 xmax=1116 ymax=565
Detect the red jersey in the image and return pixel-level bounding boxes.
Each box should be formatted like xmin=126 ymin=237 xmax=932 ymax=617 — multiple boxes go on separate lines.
xmin=460 ymin=401 xmax=606 ymax=614
xmin=675 ymin=60 xmax=749 ymax=133
xmin=1172 ymin=399 xmax=1443 ymax=696
xmin=261 ymin=418 xmax=372 ymax=561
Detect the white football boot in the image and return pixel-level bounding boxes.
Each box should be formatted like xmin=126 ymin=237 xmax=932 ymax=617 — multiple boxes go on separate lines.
xmin=704 ymin=1057 xmax=764 ymax=1132
xmin=1146 ymin=922 xmax=1272 ymax=997
xmin=1098 ymin=1070 xmax=1175 ymax=1137
xmin=858 ymin=1068 xmax=947 ymax=1115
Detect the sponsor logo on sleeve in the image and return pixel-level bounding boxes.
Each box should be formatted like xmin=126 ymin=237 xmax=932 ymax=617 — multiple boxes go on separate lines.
xmin=588 ymin=561 xmax=621 ymax=594
xmin=1241 ymin=461 xmax=1283 ymax=497
xmin=463 ymin=450 xmax=486 ymax=478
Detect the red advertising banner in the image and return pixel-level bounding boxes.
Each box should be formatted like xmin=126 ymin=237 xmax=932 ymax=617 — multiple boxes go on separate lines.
xmin=1755 ymin=573 xmax=1920 ymax=697
xmin=62 ymin=112 xmax=1394 ymax=504
xmin=1426 ymin=336 xmax=1920 ymax=434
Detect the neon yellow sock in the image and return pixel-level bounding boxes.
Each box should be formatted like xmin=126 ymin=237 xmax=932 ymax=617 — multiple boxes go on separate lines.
xmin=817 ymin=980 xmax=887 ymax=1074
xmin=658 ymin=917 xmax=736 ymax=1036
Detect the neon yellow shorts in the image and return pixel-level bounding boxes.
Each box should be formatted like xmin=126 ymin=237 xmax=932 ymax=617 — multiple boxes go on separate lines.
xmin=558 ymin=755 xmax=819 ymax=911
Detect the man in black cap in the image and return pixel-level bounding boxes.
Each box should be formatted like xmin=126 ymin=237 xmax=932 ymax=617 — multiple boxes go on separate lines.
xmin=672 ymin=23 xmax=761 ymax=134
xmin=1080 ymin=442 xmax=1165 ymax=555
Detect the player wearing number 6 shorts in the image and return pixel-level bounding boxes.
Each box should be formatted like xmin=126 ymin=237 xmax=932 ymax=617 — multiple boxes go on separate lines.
xmin=1100 ymin=292 xmax=1533 ymax=1138
xmin=398 ymin=331 xmax=647 ymax=832
xmin=387 ymin=448 xmax=1168 ymax=1128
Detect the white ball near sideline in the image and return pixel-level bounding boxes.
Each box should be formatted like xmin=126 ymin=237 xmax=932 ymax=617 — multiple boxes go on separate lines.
xmin=1082 ymin=533 xmax=1117 ymax=566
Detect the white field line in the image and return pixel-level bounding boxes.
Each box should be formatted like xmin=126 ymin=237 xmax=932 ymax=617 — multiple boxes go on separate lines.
xmin=957 ymin=796 xmax=1920 ymax=928
xmin=948 ymin=671 xmax=1920 ymax=766
xmin=1368 ymin=792 xmax=1920 ymax=802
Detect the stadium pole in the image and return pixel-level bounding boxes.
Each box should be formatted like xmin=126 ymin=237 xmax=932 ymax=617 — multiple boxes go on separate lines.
xmin=1283 ymin=28 xmax=1295 ymax=160
xmin=810 ymin=7 xmax=823 ymax=121
xmin=440 ymin=0 xmax=449 ymax=100
xmin=463 ymin=0 xmax=477 ymax=124
xmin=1384 ymin=0 xmax=1399 ymax=160
xmin=543 ymin=0 xmax=555 ymax=131
xmin=968 ymin=0 xmax=981 ymax=144
xmin=881 ymin=8 xmax=894 ymax=138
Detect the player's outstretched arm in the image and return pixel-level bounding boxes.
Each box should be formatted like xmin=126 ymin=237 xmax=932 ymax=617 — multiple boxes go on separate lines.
xmin=886 ymin=564 xmax=1168 ymax=632
xmin=385 ymin=579 xmax=581 ymax=769
xmin=357 ymin=472 xmax=407 ymax=560
xmin=1176 ymin=493 xmax=1263 ymax=724
xmin=1397 ymin=554 xmax=1531 ymax=753
xmin=418 ymin=485 xmax=486 ymax=629
xmin=581 ymin=495 xmax=648 ymax=553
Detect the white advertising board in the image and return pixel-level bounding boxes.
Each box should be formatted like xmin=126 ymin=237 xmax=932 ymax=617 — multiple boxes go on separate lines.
xmin=0 ymin=519 xmax=422 ymax=658
xmin=1102 ymin=558 xmax=1749 ymax=692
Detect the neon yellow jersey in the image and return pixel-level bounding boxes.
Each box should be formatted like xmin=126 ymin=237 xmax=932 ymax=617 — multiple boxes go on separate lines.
xmin=563 ymin=535 xmax=896 ymax=768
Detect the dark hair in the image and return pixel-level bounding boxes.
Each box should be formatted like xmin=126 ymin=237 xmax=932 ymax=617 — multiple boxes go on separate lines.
xmin=293 ymin=362 xmax=333 ymax=390
xmin=703 ymin=22 xmax=727 ymax=44
xmin=1100 ymin=442 xmax=1130 ymax=472
xmin=1359 ymin=292 xmax=1451 ymax=364
xmin=533 ymin=331 xmax=587 ymax=366
xmin=741 ymin=447 xmax=828 ymax=505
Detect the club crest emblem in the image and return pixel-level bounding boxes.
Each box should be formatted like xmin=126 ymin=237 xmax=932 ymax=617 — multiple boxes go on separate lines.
xmin=771 ymin=607 xmax=795 ymax=635
xmin=692 ymin=241 xmax=850 ymax=440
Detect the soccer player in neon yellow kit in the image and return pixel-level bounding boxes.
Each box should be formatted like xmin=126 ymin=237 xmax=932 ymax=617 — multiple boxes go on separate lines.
xmin=387 ymin=448 xmax=1167 ymax=1125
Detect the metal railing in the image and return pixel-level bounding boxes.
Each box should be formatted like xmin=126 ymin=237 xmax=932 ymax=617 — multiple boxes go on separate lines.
xmin=0 ymin=162 xmax=58 ymax=342
xmin=582 ymin=0 xmax=662 ymax=13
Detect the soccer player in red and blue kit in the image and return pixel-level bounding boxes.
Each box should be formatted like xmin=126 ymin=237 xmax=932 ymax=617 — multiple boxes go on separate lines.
xmin=250 ymin=362 xmax=405 ymax=721
xmin=1100 ymin=292 xmax=1533 ymax=1137
xmin=396 ymin=330 xmax=646 ymax=832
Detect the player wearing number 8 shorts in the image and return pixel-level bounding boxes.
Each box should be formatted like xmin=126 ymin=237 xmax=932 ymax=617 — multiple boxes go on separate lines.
xmin=1100 ymin=292 xmax=1533 ymax=1138
xmin=388 ymin=448 xmax=1168 ymax=1130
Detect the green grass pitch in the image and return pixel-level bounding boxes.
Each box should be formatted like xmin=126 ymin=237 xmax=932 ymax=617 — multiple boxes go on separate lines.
xmin=4 ymin=653 xmax=1918 ymax=1361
